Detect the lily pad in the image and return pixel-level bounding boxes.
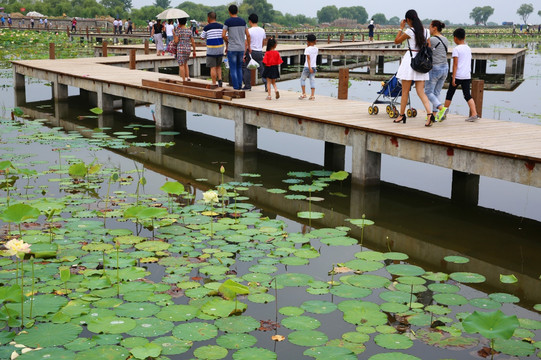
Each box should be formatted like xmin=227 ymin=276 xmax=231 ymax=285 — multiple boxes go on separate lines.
xmin=288 ymin=330 xmax=328 ymax=347
xmin=193 ymin=345 xmax=228 ymax=359
xmin=300 ymin=300 xmax=337 ymax=314
xmin=374 ymin=334 xmax=413 ymax=350
xmin=126 ymin=317 xmax=174 ymax=337
xmin=151 ymin=336 xmax=192 ymax=355
xmin=449 ymin=272 xmax=486 ymax=283
xmin=156 ymin=304 xmax=198 ymax=322
xmin=130 ymin=343 xmax=162 ymax=359
xmin=282 ymin=316 xmax=321 ymax=330
xmin=18 ymin=348 xmax=76 ymax=359
xmin=74 ymin=345 xmax=130 ymax=360
xmin=232 ymin=347 xmax=277 ymax=360
xmin=304 ymin=346 xmax=356 ymax=359
xmin=216 ymin=333 xmax=257 ymax=349
xmin=368 ymin=354 xmax=420 ymax=360
xmin=87 ymin=316 xmax=137 ymax=334
xmin=16 ymin=323 xmax=83 ymax=347
xmin=172 ymin=322 xmax=218 ymax=341
xmin=443 ymin=255 xmax=469 ymax=264
xmin=214 ymin=316 xmax=259 ymax=333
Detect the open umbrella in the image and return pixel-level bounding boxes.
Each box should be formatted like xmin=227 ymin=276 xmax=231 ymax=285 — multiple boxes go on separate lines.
xmin=156 ymin=8 xmax=189 ymax=20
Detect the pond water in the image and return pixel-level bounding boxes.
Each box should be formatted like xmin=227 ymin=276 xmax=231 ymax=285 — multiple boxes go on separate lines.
xmin=0 ymin=31 xmax=540 ymax=359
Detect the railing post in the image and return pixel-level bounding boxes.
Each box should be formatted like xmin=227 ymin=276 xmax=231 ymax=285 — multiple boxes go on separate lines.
xmin=339 ymin=33 xmax=344 ymax=43
xmin=338 ymin=68 xmax=349 ymax=100
xmin=66 ymin=25 xmax=70 ymax=37
xmin=144 ymin=39 xmax=149 ymax=55
xmin=102 ymin=41 xmax=108 ymax=57
xmin=129 ymin=49 xmax=136 ymax=69
xmin=49 ymin=43 xmax=55 ymax=59
xmin=327 ymin=35 xmax=330 ymax=44
xmin=471 ymin=79 xmax=484 ymax=118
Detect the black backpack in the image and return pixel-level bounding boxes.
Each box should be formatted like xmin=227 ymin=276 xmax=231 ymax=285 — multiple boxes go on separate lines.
xmin=408 ymin=29 xmax=433 ymax=73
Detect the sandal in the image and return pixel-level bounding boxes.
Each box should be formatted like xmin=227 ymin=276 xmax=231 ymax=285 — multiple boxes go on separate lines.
xmin=308 ymin=96 xmax=315 ymax=100
xmin=266 ymin=96 xmax=272 ymax=100
xmin=275 ymin=91 xmax=280 ymax=99
xmin=298 ymin=94 xmax=307 ymax=100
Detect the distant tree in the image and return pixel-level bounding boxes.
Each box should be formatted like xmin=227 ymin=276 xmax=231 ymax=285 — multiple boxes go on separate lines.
xmin=388 ymin=16 xmax=400 ymax=25
xmin=317 ymin=5 xmax=339 ymax=23
xmin=101 ymin=0 xmax=128 ymax=17
xmin=469 ymin=6 xmax=494 ymax=25
xmin=517 ymin=3 xmax=534 ymax=24
xmin=240 ymin=0 xmax=275 ymax=23
xmin=337 ymin=6 xmax=368 ymax=24
xmin=154 ymin=0 xmax=170 ymax=9
xmin=130 ymin=5 xmax=163 ymax=25
xmin=371 ymin=13 xmax=387 ymax=25
xmin=538 ymin=10 xmax=541 ymax=18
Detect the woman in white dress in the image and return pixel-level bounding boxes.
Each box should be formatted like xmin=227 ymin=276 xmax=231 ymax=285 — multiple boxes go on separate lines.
xmin=394 ymin=9 xmax=434 ymax=126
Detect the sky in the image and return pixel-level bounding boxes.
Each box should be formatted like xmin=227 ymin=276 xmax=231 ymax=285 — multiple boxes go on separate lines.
xmin=133 ymin=0 xmax=541 ymax=24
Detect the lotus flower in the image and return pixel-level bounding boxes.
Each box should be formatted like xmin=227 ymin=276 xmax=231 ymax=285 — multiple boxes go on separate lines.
xmin=203 ymin=190 xmax=219 ymax=204
xmin=5 ymin=239 xmax=31 ymax=258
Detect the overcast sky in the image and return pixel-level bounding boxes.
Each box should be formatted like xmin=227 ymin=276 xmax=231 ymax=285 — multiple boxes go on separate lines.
xmin=133 ymin=0 xmax=541 ymax=24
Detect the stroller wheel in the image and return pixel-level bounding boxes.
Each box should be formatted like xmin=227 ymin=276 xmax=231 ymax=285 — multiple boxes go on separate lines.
xmin=388 ymin=110 xmax=394 ymax=118
xmin=412 ymin=108 xmax=418 ymax=117
xmin=368 ymin=106 xmax=374 ymax=115
xmin=373 ymin=106 xmax=379 ymax=115
xmin=406 ymin=109 xmax=413 ymax=117
xmin=394 ymin=111 xmax=399 ymax=118
xmin=386 ymin=105 xmax=392 ymax=114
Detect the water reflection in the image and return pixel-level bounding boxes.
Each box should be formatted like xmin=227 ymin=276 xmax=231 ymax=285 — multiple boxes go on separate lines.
xmin=15 ymin=96 xmax=541 ymax=308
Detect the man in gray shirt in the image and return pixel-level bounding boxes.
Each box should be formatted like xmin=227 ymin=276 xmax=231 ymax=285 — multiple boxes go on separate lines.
xmin=222 ymin=5 xmax=250 ymax=90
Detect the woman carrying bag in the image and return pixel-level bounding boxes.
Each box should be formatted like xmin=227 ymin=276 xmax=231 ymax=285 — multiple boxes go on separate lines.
xmin=394 ymin=9 xmax=435 ymax=127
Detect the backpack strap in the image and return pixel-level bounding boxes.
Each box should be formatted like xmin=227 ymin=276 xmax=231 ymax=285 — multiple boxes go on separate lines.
xmin=433 ymin=35 xmax=448 ymax=52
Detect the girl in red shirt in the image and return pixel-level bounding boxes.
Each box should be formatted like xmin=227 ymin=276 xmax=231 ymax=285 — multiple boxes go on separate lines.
xmin=262 ymin=38 xmax=283 ymax=100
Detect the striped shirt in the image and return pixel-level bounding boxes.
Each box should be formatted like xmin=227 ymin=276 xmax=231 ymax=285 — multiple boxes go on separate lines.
xmin=201 ymin=22 xmax=224 ymax=57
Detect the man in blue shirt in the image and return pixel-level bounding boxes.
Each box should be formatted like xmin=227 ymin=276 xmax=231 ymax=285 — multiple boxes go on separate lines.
xmin=222 ymin=5 xmax=250 ymax=90
xmin=201 ymin=12 xmax=224 ymax=87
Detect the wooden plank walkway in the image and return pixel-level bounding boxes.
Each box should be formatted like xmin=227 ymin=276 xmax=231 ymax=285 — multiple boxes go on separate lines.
xmin=11 ymin=54 xmax=541 ymax=188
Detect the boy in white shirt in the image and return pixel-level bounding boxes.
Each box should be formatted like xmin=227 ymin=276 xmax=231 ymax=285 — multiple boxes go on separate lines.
xmin=242 ymin=13 xmax=266 ymax=91
xmin=299 ymin=34 xmax=318 ymax=100
xmin=437 ymin=28 xmax=479 ymax=122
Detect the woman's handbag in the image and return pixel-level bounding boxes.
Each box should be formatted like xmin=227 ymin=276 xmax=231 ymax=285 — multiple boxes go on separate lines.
xmin=408 ymin=29 xmax=433 ymax=73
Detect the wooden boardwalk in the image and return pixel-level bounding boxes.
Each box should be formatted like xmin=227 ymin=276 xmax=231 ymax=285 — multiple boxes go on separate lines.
xmin=11 ymin=54 xmax=541 ymax=193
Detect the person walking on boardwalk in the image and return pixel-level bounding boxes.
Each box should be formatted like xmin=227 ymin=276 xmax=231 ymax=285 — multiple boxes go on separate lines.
xmin=299 ymin=34 xmax=318 ymax=100
xmin=222 ymin=5 xmax=250 ymax=90
xmin=394 ymin=9 xmax=435 ymax=126
xmin=200 ymin=11 xmax=224 ymax=87
xmin=127 ymin=18 xmax=133 ymax=34
xmin=242 ymin=13 xmax=266 ymax=91
xmin=175 ymin=18 xmax=196 ymax=82
xmin=151 ymin=19 xmax=165 ymax=56
xmin=71 ymin=18 xmax=77 ymax=32
xmin=165 ymin=19 xmax=175 ymax=48
xmin=262 ymin=38 xmax=283 ymax=100
xmin=368 ymin=19 xmax=375 ymax=42
xmin=424 ymin=20 xmax=449 ymax=119
xmin=30 ymin=18 xmax=34 ymax=29
xmin=436 ymin=28 xmax=479 ymax=122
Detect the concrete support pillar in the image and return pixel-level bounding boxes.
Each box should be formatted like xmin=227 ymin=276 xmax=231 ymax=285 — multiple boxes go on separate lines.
xmin=98 ymin=114 xmax=115 ymax=129
xmin=97 ymin=85 xmax=114 ymax=113
xmin=349 ymin=183 xmax=380 ymax=220
xmin=14 ymin=89 xmax=26 ymax=107
xmin=328 ymin=56 xmax=333 ymax=71
xmin=54 ymin=100 xmax=69 ymax=120
xmin=234 ymin=111 xmax=257 ymax=153
xmin=369 ymin=55 xmax=377 ymax=75
xmin=324 ymin=142 xmax=345 ymax=171
xmin=174 ymin=109 xmax=187 ymax=132
xmin=234 ymin=152 xmax=258 ymax=180
xmin=377 ymin=56 xmax=385 ymax=74
xmin=122 ymin=98 xmax=135 ymax=117
xmin=155 ymin=95 xmax=174 ymax=129
xmin=351 ymin=130 xmax=381 ymax=186
xmin=13 ymin=70 xmax=25 ymax=91
xmin=154 ymin=62 xmax=160 ymax=72
xmin=451 ymin=170 xmax=479 ymax=205
xmin=52 ymin=75 xmax=68 ymax=101
xmin=315 ymin=55 xmax=322 ymax=65
xmin=80 ymin=89 xmax=98 ymax=107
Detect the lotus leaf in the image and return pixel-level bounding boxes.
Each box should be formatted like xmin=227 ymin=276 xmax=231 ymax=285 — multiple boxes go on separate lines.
xmin=121 ymin=336 xmax=148 ymax=348
xmin=1 ymin=203 xmax=40 ymax=223
xmin=380 ymin=302 xmax=410 ymax=313
xmin=427 ymin=283 xmax=460 ymax=293
xmin=193 ymin=345 xmax=228 ymax=360
xmin=374 ymin=333 xmax=413 ymax=350
xmin=494 ymin=338 xmax=536 ymax=356
xmin=500 ymin=274 xmax=518 ymax=283
xmin=15 ymin=322 xmax=82 ymax=348
xmin=489 ymin=292 xmax=520 ymax=304
xmin=232 ymin=347 xmax=277 ymax=360
xmin=134 ymin=240 xmax=170 ymax=252
xmin=214 ymin=316 xmax=259 ymax=333
xmin=518 ymin=318 xmax=541 ymax=330
xmin=386 ymin=264 xmax=425 ymax=277
xmin=344 ymin=259 xmax=384 ymax=272
xmin=469 ymin=298 xmax=501 ymax=310
xmin=344 ymin=274 xmax=391 ymax=289
xmin=384 ymin=252 xmax=409 ymax=261
xmin=279 ymin=306 xmax=305 ymax=316
xmin=449 ymin=272 xmax=486 ymax=283
xmin=304 ymin=345 xmax=356 ymax=359
xmin=415 ymin=328 xmax=478 ymax=349
xmin=297 ymin=211 xmax=325 ymax=219
xmin=114 ymin=302 xmax=160 ymax=318
xmin=130 ymin=343 xmax=162 ymax=359
xmin=339 ymin=301 xmax=386 ymax=326
xmin=282 ymin=315 xmax=321 ymax=330
xmin=216 ymin=333 xmax=257 ymax=349
xmin=200 ymin=298 xmax=239 ymax=318
xmin=368 ymin=352 xmax=421 ymax=360
xmin=288 ymin=330 xmax=328 ymax=346
xmin=463 ymin=310 xmax=519 ymax=340
xmin=433 ymin=293 xmax=468 ymax=306
xmin=443 ymin=255 xmax=469 ymax=264
xmin=151 ymin=336 xmax=192 ymax=355
xmin=74 ymin=345 xmax=130 ymax=360
xmin=294 ymin=248 xmax=320 ymax=259
xmin=248 ymin=264 xmax=277 ymax=274
xmin=319 ymin=236 xmax=357 ymax=246
xmin=17 ymin=348 xmax=76 ymax=359
xmin=87 ymin=316 xmax=137 ymax=334
xmin=156 ymin=304 xmax=198 ymax=322
xmin=300 ymin=300 xmax=337 ymax=314
xmin=330 ymin=284 xmax=372 ymax=299
xmin=172 ymin=322 xmax=218 ymax=341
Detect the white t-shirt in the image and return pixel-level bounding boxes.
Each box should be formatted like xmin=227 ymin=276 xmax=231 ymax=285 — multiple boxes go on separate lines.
xmin=248 ymin=26 xmax=266 ymax=51
xmin=304 ymin=45 xmax=318 ymax=68
xmin=452 ymin=44 xmax=472 ymax=80
xmin=113 ymin=20 xmax=118 ymax=27
xmin=165 ymin=23 xmax=174 ymax=37
xmin=405 ymin=28 xmax=429 ymax=51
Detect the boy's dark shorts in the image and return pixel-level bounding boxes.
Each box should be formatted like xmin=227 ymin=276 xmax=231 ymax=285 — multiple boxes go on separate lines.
xmin=446 ymin=79 xmax=472 ymax=102
xmin=206 ymin=56 xmax=223 ymax=68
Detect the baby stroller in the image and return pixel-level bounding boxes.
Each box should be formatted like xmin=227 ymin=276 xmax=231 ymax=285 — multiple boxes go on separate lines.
xmin=368 ymin=74 xmax=417 ymax=118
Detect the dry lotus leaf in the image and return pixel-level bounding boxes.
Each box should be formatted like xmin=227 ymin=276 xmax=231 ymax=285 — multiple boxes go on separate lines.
xmin=332 ymin=266 xmax=352 ymax=274
xmin=271 ymin=335 xmax=285 ymax=341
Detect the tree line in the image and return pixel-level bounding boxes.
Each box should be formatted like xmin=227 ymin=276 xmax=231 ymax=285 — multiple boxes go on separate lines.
xmin=470 ymin=3 xmax=540 ymax=26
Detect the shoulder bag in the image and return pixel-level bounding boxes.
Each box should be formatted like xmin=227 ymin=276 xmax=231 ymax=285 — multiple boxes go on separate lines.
xmin=408 ymin=29 xmax=433 ymax=73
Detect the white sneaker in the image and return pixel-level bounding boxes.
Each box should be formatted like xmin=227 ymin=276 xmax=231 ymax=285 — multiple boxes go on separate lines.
xmin=465 ymin=116 xmax=478 ymax=122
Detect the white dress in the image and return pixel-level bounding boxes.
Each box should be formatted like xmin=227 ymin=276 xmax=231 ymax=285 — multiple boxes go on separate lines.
xmin=396 ymin=28 xmax=430 ymax=81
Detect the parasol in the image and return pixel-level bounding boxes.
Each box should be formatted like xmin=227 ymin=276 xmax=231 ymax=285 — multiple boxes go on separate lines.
xmin=156 ymin=8 xmax=189 ymax=20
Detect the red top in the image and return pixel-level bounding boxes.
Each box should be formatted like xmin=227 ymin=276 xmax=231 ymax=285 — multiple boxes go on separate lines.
xmin=263 ymin=50 xmax=283 ymax=66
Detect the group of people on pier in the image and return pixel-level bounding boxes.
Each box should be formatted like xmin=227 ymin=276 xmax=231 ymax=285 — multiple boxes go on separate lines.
xmin=394 ymin=9 xmax=479 ymax=127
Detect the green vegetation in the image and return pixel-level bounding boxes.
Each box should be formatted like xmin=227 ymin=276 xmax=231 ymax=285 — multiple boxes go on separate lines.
xmin=470 ymin=6 xmax=494 ymax=26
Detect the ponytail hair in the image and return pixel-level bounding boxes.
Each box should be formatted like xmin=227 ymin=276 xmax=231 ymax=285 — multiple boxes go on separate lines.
xmin=405 ymin=9 xmax=425 ymax=46
xmin=266 ymin=38 xmax=277 ymax=51
xmin=431 ymin=20 xmax=445 ymax=32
